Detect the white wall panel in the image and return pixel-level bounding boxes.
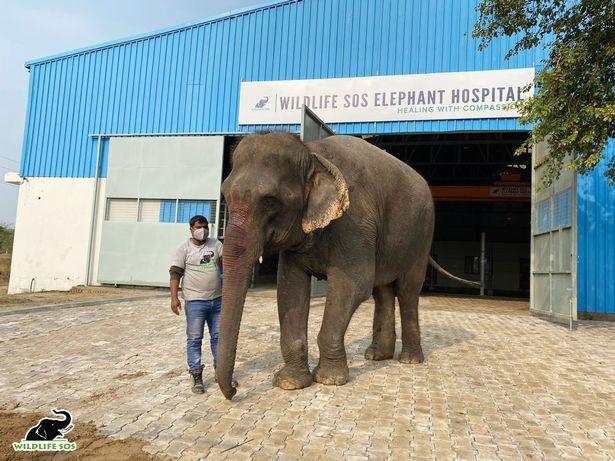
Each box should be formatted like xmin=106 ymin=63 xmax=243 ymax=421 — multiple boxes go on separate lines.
xmin=8 ymin=178 xmax=95 ymax=293
xmin=106 ymin=136 xmax=224 ymax=200
xmin=98 ymin=135 xmax=224 ymax=286
xmin=97 ymin=222 xmax=191 ymax=286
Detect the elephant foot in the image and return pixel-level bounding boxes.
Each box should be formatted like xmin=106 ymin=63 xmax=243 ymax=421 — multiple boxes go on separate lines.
xmin=312 ymin=362 xmax=349 ymax=386
xmin=273 ymin=366 xmax=312 ymax=390
xmin=399 ymin=347 xmax=424 ymax=364
xmin=364 ymin=343 xmax=395 ymax=361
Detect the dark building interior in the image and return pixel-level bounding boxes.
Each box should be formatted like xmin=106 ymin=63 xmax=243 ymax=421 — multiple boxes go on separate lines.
xmin=219 ymin=132 xmax=531 ymax=298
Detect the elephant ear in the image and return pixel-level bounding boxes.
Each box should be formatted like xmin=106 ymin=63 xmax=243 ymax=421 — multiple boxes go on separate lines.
xmin=302 ymin=152 xmax=350 ymax=233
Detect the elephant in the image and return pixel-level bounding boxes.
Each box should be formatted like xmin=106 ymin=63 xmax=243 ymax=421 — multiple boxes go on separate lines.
xmin=25 ymin=409 xmax=73 ymax=440
xmin=216 ymin=132 xmax=477 ymax=400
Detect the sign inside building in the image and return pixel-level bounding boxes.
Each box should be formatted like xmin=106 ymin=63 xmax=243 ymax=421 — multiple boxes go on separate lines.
xmin=238 ymin=68 xmax=534 ymax=125
xmin=489 ymin=186 xmax=531 ymax=198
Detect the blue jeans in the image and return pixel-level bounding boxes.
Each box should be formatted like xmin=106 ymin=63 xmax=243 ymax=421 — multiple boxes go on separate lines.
xmin=185 ymin=297 xmax=221 ymax=373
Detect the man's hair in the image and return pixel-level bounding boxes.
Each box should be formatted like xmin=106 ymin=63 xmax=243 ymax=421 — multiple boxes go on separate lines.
xmin=189 ymin=215 xmax=208 ymax=227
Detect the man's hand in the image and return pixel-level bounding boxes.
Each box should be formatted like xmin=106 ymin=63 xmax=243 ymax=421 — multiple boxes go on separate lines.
xmin=171 ymin=296 xmax=182 ymax=315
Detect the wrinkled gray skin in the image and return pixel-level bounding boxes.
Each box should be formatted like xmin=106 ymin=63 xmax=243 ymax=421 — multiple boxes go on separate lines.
xmin=217 ymin=132 xmax=434 ymax=400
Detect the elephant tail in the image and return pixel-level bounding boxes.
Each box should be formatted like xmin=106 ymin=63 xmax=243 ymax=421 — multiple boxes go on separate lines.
xmin=428 ymin=256 xmax=481 ymax=288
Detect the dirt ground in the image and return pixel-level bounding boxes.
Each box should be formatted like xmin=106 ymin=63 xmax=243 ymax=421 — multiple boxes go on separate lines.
xmin=0 ymin=283 xmax=167 ymax=313
xmin=0 ymin=403 xmax=162 ymax=461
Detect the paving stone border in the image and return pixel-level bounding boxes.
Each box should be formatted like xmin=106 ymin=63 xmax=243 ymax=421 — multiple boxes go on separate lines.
xmin=0 ymin=294 xmax=168 ymax=317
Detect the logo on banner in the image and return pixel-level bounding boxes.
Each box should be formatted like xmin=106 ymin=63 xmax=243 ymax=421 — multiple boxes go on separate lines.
xmin=253 ymin=96 xmax=271 ymax=110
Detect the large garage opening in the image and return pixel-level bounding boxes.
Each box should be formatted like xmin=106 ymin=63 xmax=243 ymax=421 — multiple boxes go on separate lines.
xmin=367 ymin=132 xmax=531 ymax=298
xmin=219 ymin=132 xmax=531 ymax=299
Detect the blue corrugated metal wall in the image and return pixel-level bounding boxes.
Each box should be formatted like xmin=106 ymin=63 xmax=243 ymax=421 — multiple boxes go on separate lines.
xmin=20 ymin=0 xmax=545 ymax=178
xmin=577 ymin=141 xmax=615 ymax=315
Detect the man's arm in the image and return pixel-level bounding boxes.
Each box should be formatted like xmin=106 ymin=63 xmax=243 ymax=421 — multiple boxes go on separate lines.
xmin=169 ymin=265 xmax=184 ymax=315
xmin=169 ymin=243 xmax=187 ymax=315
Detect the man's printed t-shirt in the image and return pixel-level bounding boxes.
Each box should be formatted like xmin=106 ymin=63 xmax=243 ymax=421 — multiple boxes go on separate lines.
xmin=172 ymin=238 xmax=223 ymax=301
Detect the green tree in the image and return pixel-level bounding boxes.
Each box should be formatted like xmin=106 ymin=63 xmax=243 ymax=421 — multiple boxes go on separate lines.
xmin=0 ymin=224 xmax=14 ymax=253
xmin=473 ymin=0 xmax=615 ymax=187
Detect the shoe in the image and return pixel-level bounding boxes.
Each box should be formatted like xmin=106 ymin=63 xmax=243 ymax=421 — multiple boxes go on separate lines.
xmin=190 ymin=369 xmax=204 ymax=394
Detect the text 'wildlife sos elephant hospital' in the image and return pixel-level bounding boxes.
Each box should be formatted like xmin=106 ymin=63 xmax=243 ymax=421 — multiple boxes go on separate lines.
xmin=239 ymin=69 xmax=533 ymax=123
xmin=6 ymin=0 xmax=614 ymax=321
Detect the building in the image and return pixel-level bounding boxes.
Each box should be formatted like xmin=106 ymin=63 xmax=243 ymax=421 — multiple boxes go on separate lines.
xmin=6 ymin=0 xmax=614 ymax=321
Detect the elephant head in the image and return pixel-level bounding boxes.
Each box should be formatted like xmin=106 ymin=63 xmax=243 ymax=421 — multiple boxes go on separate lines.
xmin=216 ymin=132 xmax=349 ymax=399
xmin=25 ymin=409 xmax=73 ymax=441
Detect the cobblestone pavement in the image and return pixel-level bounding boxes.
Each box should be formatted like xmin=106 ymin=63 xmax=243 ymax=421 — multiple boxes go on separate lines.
xmin=1 ymin=292 xmax=614 ymax=460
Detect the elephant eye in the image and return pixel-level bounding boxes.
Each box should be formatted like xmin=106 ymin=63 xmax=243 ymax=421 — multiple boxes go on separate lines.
xmin=262 ymin=196 xmax=280 ymax=211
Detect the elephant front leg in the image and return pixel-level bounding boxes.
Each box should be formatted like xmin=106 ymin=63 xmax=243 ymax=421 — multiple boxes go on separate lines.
xmin=313 ymin=267 xmax=372 ymax=386
xmin=273 ymin=252 xmax=313 ymax=390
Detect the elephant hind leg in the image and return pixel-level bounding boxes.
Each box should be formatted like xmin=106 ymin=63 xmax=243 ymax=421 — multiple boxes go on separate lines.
xmin=364 ymin=283 xmax=396 ymax=361
xmin=396 ymin=265 xmax=426 ymax=364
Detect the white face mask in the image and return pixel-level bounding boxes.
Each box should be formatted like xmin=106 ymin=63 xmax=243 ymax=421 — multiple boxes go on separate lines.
xmin=192 ymin=227 xmax=208 ymax=241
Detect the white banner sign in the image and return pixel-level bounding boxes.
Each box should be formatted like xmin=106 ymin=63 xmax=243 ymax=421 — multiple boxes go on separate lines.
xmin=238 ymin=68 xmax=534 ymax=125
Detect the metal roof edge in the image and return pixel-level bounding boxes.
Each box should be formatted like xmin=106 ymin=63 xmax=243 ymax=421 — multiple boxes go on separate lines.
xmin=25 ymin=0 xmax=301 ymax=68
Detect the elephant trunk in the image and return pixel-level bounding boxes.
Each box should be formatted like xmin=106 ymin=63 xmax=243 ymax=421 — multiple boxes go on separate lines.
xmin=216 ymin=218 xmax=261 ymax=400
xmin=52 ymin=409 xmax=72 ymax=429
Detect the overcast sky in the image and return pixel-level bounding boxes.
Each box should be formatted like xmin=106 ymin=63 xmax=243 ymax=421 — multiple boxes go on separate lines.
xmin=0 ymin=0 xmax=261 ymax=225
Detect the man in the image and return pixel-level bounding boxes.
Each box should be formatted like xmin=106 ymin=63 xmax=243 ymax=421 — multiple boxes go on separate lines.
xmin=169 ymin=215 xmax=235 ymax=393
